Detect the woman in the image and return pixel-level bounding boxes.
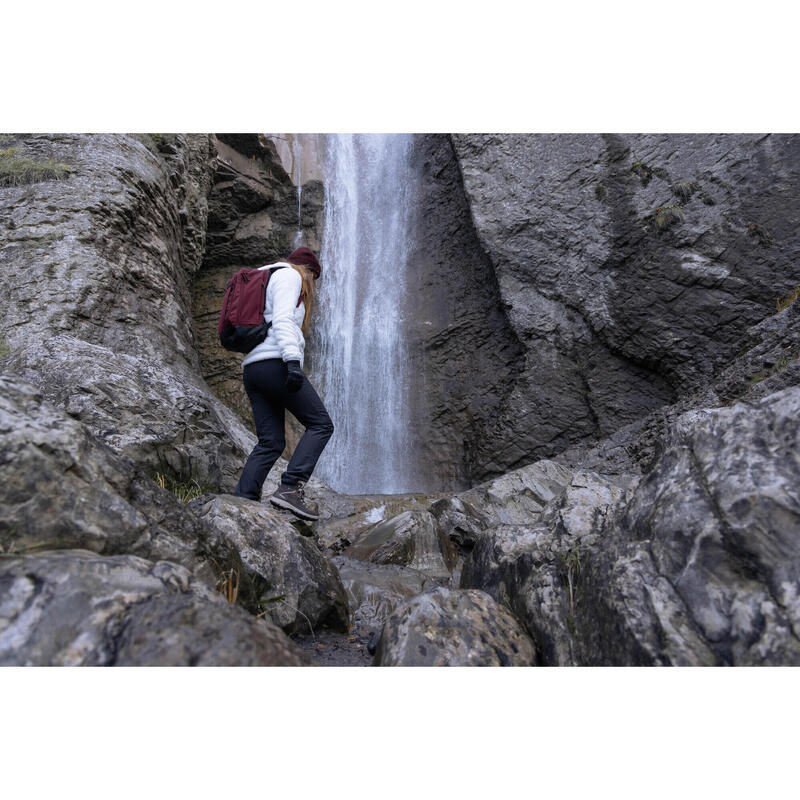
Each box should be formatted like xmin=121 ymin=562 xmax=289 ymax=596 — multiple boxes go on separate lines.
xmin=234 ymin=247 xmax=333 ymax=521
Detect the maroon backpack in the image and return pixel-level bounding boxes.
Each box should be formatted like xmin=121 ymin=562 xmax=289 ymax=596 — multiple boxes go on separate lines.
xmin=217 ymin=265 xmax=301 ymax=354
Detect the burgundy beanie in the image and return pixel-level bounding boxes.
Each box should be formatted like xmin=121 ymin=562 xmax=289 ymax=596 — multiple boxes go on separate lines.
xmin=288 ymin=247 xmax=322 ymax=279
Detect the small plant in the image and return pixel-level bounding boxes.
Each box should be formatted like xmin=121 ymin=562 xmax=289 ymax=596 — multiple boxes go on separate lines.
xmin=631 ymin=160 xmax=669 ymax=186
xmin=671 ymin=180 xmax=701 ymax=203
xmin=0 ymin=146 xmax=74 ymax=186
xmin=653 ymin=205 xmax=685 ymax=231
xmin=0 ymin=336 xmax=10 ymax=358
xmin=777 ymin=283 xmax=800 ymax=312
xmin=153 ymin=471 xmax=210 ymax=502
xmin=217 ymin=565 xmax=240 ymax=604
xmin=747 ymin=222 xmax=773 ymax=247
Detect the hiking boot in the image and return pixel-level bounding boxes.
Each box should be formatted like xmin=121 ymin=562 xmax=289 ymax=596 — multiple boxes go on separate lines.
xmin=269 ymin=481 xmax=320 ymax=521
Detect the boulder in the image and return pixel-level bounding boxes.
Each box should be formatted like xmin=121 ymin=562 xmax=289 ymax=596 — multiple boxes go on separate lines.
xmin=190 ymin=494 xmax=349 ymax=635
xmin=454 ymin=458 xmax=574 ymax=526
xmin=372 ymin=587 xmax=536 ymax=666
xmin=345 ymin=509 xmax=457 ymax=580
xmin=460 ymin=470 xmax=631 ymax=665
xmin=332 ymin=555 xmax=437 ymax=636
xmin=574 ymin=386 xmax=800 ymax=666
xmin=0 ymin=550 xmax=308 ymax=666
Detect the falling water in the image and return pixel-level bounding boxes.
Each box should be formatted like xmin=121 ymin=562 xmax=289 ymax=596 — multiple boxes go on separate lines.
xmin=291 ymin=136 xmax=305 ymax=249
xmin=312 ymin=134 xmax=418 ymax=495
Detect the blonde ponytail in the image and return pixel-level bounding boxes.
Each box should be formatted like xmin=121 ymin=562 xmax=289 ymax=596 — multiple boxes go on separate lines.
xmin=290 ymin=263 xmax=315 ymax=335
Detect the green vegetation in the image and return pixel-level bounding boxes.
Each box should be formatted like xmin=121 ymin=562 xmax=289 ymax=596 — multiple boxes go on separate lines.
xmin=631 ymin=160 xmax=669 ymax=186
xmin=653 ymin=205 xmax=685 ymax=231
xmin=671 ymin=180 xmax=701 ymax=203
xmin=777 ymin=283 xmax=800 ymax=312
xmin=749 ymin=349 xmax=796 ymax=387
xmin=0 ymin=146 xmax=74 ymax=186
xmin=153 ymin=471 xmax=211 ymax=502
xmin=0 ymin=336 xmax=10 ymax=358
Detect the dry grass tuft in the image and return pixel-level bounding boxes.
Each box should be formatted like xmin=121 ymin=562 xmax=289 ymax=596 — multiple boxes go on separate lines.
xmin=0 ymin=147 xmax=74 ymax=186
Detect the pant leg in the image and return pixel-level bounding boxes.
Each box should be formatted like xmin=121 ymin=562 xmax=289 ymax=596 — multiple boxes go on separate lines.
xmin=281 ymin=373 xmax=334 ymax=487
xmin=234 ymin=360 xmax=286 ymax=500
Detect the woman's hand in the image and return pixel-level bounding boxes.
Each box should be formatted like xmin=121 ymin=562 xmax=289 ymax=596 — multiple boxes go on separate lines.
xmin=285 ymin=360 xmax=304 ymax=392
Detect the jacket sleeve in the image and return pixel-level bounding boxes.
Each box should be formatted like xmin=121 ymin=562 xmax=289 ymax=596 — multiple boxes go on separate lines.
xmin=268 ymin=267 xmax=304 ymax=362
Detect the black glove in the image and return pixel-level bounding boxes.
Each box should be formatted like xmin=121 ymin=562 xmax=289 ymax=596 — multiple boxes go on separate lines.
xmin=285 ymin=360 xmax=304 ymax=393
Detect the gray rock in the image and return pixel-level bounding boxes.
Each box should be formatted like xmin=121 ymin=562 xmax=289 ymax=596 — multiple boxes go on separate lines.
xmin=0 ymin=134 xmax=255 ymax=493
xmin=345 ymin=509 xmax=457 ymax=580
xmin=574 ymin=386 xmax=800 ymax=666
xmin=0 ymin=375 xmax=214 ymax=582
xmin=4 ymin=337 xmax=253 ymax=493
xmin=190 ymin=494 xmax=349 ymax=635
xmin=373 ymin=587 xmax=536 ymax=666
xmin=449 ymin=133 xmax=800 ymax=477
xmin=407 ymin=135 xmax=525 ymax=490
xmin=0 ymin=550 xmax=308 ymax=666
xmin=456 ymin=459 xmax=574 ymax=526
xmin=0 ymin=134 xmax=211 ymax=372
xmin=460 ymin=470 xmax=630 ymax=665
xmin=332 ymin=555 xmax=437 ymax=636
xmin=428 ymin=495 xmax=492 ymax=551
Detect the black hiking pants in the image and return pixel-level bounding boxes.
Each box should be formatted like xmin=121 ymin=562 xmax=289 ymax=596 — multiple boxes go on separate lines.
xmin=234 ymin=358 xmax=334 ymax=500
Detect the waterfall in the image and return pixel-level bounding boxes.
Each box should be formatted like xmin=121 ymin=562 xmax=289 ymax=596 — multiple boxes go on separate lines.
xmin=311 ymin=134 xmax=419 ymax=495
xmin=291 ymin=136 xmax=304 ymax=248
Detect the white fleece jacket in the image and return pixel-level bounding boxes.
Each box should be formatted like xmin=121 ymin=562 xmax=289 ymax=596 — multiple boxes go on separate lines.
xmin=241 ymin=262 xmax=305 ymax=367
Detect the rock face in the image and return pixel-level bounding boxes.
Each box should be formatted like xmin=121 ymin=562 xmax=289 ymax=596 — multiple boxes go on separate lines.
xmin=4 ymin=337 xmax=251 ymax=492
xmin=0 ymin=133 xmax=255 ymax=493
xmin=0 ymin=550 xmax=308 ymax=666
xmin=459 ymin=469 xmax=632 ymax=666
xmin=408 ymin=135 xmax=524 ymax=488
xmin=190 ymin=494 xmax=349 ymax=635
xmin=373 ymin=587 xmax=536 ymax=666
xmin=449 ymin=133 xmax=800 ymax=479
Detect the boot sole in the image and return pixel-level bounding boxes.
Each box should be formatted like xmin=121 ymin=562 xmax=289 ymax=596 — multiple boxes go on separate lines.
xmin=269 ymin=495 xmax=320 ymax=521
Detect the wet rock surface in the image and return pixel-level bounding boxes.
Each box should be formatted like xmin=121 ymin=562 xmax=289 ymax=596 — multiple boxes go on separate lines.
xmin=373 ymin=587 xmax=536 ymax=666
xmin=344 ymin=509 xmax=457 ymax=580
xmin=0 ymin=550 xmax=308 ymax=666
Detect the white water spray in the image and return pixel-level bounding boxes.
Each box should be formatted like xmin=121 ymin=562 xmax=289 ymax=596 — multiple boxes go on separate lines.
xmin=312 ymin=134 xmax=418 ymax=495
